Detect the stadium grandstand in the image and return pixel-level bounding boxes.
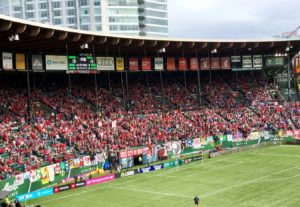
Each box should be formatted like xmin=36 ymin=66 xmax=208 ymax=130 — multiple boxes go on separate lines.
xmin=0 ymin=14 xmax=300 ymax=207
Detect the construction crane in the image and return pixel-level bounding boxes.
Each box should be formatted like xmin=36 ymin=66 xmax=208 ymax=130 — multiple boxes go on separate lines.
xmin=282 ymin=26 xmax=300 ymax=38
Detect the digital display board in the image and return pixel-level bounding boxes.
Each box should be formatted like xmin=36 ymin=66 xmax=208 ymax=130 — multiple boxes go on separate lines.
xmin=68 ymin=54 xmax=97 ymax=73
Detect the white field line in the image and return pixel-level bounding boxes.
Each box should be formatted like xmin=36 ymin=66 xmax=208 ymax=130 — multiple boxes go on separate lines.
xmin=200 ymin=165 xmax=300 ymax=199
xmin=109 ymin=186 xmax=192 ymax=199
xmin=247 ymin=153 xmax=300 ymax=158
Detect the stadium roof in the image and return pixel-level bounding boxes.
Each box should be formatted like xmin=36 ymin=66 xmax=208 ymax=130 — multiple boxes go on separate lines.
xmin=0 ymin=14 xmax=300 ymax=56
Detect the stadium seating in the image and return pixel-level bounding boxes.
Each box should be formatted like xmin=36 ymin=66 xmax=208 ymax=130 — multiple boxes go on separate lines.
xmin=0 ymin=71 xmax=299 ymax=180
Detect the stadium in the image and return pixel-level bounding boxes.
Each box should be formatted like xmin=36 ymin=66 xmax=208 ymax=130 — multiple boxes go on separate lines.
xmin=0 ymin=12 xmax=300 ymax=207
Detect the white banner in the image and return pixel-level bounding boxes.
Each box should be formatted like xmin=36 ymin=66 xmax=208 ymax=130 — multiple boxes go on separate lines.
xmin=242 ymin=56 xmax=252 ymax=68
xmin=154 ymin=57 xmax=164 ymax=70
xmin=253 ymin=55 xmax=263 ymax=68
xmin=2 ymin=52 xmax=13 ymax=70
xmin=46 ymin=55 xmax=67 ymax=70
xmin=96 ymin=57 xmax=115 ymax=70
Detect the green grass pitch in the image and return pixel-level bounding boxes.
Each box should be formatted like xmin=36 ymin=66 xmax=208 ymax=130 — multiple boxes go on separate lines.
xmin=26 ymin=145 xmax=300 ymax=207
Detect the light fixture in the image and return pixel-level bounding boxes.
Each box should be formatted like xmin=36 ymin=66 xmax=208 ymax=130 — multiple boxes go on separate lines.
xmin=14 ymin=34 xmax=19 ymax=41
xmin=159 ymin=48 xmax=166 ymax=53
xmin=8 ymin=34 xmax=20 ymax=42
xmin=285 ymin=46 xmax=290 ymax=52
xmin=248 ymin=48 xmax=252 ymax=51
xmin=211 ymin=49 xmax=217 ymax=54
xmin=80 ymin=43 xmax=89 ymax=49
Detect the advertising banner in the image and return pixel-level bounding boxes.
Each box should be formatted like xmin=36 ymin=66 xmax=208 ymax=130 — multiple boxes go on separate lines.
xmin=96 ymin=57 xmax=114 ymax=71
xmin=116 ymin=57 xmax=124 ymax=71
xmin=46 ymin=55 xmax=67 ymax=70
xmin=40 ymin=167 xmax=49 ymax=185
xmin=142 ymin=57 xmax=151 ymax=71
xmin=200 ymin=58 xmax=210 ymax=70
xmin=253 ymin=55 xmax=263 ymax=68
xmin=129 ymin=58 xmax=139 ymax=71
xmin=2 ymin=52 xmax=13 ymax=70
xmin=265 ymin=56 xmax=285 ymax=67
xmin=231 ymin=56 xmax=241 ymax=69
xmin=242 ymin=56 xmax=252 ymax=68
xmin=167 ymin=57 xmax=176 ymax=71
xmin=190 ymin=58 xmax=199 ymax=70
xmin=16 ymin=188 xmax=53 ymax=202
xmin=86 ymin=174 xmax=115 ymax=186
xmin=221 ymin=57 xmax=231 ymax=69
xmin=210 ymin=57 xmax=220 ymax=69
xmin=16 ymin=53 xmax=25 ymax=70
xmin=154 ymin=57 xmax=164 ymax=70
xmin=32 ymin=54 xmax=43 ymax=71
xmin=193 ymin=138 xmax=201 ymax=149
xmin=178 ymin=58 xmax=187 ymax=71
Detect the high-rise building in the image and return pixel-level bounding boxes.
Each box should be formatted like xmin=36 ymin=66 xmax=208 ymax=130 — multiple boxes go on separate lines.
xmin=0 ymin=0 xmax=168 ymax=37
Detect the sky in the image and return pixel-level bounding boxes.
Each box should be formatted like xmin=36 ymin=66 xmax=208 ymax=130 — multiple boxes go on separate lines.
xmin=168 ymin=0 xmax=300 ymax=39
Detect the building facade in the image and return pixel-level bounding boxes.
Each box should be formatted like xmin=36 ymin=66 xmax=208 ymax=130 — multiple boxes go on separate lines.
xmin=0 ymin=0 xmax=168 ymax=37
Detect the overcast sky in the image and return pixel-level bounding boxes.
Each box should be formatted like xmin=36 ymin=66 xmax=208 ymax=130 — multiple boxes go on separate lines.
xmin=168 ymin=0 xmax=300 ymax=39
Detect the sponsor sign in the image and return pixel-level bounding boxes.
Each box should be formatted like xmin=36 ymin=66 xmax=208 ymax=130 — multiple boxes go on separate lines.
xmin=75 ymin=181 xmax=86 ymax=188
xmin=200 ymin=58 xmax=210 ymax=70
xmin=253 ymin=55 xmax=263 ymax=68
xmin=129 ymin=58 xmax=139 ymax=71
xmin=142 ymin=57 xmax=151 ymax=71
xmin=32 ymin=54 xmax=43 ymax=71
xmin=210 ymin=57 xmax=220 ymax=69
xmin=96 ymin=57 xmax=114 ymax=71
xmin=193 ymin=138 xmax=201 ymax=149
xmin=154 ymin=57 xmax=164 ymax=70
xmin=121 ymin=171 xmax=135 ymax=178
xmin=167 ymin=57 xmax=176 ymax=71
xmin=221 ymin=57 xmax=231 ymax=69
xmin=231 ymin=56 xmax=241 ymax=69
xmin=178 ymin=58 xmax=187 ymax=71
xmin=2 ymin=52 xmax=13 ymax=70
xmin=116 ymin=57 xmax=124 ymax=71
xmin=190 ymin=58 xmax=199 ymax=70
xmin=242 ymin=56 xmax=252 ymax=68
xmin=16 ymin=188 xmax=53 ymax=202
xmin=153 ymin=164 xmax=164 ymax=170
xmin=86 ymin=174 xmax=115 ymax=186
xmin=16 ymin=53 xmax=25 ymax=70
xmin=46 ymin=55 xmax=67 ymax=70
xmin=265 ymin=56 xmax=285 ymax=67
xmin=139 ymin=166 xmax=155 ymax=173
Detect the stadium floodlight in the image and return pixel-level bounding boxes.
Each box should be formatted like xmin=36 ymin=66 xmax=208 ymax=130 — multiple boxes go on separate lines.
xmin=211 ymin=49 xmax=217 ymax=54
xmin=8 ymin=34 xmax=20 ymax=41
xmin=14 ymin=34 xmax=19 ymax=41
xmin=159 ymin=48 xmax=166 ymax=53
xmin=80 ymin=43 xmax=89 ymax=49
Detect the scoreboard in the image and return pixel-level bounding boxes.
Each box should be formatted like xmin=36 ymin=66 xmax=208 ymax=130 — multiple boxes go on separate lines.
xmin=68 ymin=54 xmax=97 ymax=73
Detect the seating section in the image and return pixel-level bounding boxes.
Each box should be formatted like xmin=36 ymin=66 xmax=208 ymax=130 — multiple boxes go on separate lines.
xmin=0 ymin=71 xmax=299 ymax=180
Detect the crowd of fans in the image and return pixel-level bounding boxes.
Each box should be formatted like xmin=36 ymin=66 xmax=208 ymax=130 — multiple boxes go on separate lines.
xmin=0 ymin=71 xmax=299 ymax=180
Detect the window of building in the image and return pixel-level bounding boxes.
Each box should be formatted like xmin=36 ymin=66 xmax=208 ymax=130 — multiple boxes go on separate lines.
xmin=67 ymin=0 xmax=75 ymax=7
xmin=80 ymin=0 xmax=88 ymax=6
xmin=53 ymin=18 xmax=62 ymax=25
xmin=95 ymin=16 xmax=101 ymax=23
xmin=27 ymin=4 xmax=34 ymax=10
xmin=39 ymin=3 xmax=47 ymax=10
xmin=40 ymin=11 xmax=48 ymax=18
xmin=96 ymin=25 xmax=102 ymax=31
xmin=68 ymin=17 xmax=75 ymax=24
xmin=67 ymin=9 xmax=76 ymax=16
xmin=94 ymin=0 xmax=101 ymax=6
xmin=26 ymin=12 xmax=34 ymax=19
xmin=81 ymin=25 xmax=89 ymax=30
xmin=53 ymin=10 xmax=61 ymax=17
xmin=53 ymin=2 xmax=60 ymax=9
xmin=13 ymin=6 xmax=21 ymax=12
